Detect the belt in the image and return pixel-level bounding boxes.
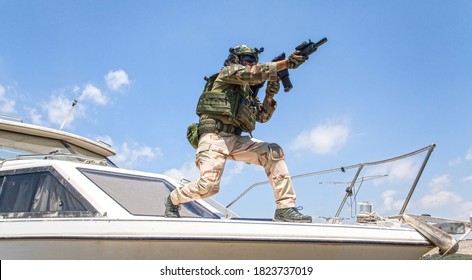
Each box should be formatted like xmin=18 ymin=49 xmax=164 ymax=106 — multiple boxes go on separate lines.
xmin=198 ymin=119 xmax=242 ymax=136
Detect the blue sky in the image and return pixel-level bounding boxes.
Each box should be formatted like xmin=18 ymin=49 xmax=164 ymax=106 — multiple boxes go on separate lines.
xmin=1 ymin=0 xmax=471 ymax=221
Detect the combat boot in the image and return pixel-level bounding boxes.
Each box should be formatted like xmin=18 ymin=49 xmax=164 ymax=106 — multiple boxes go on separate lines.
xmin=165 ymin=195 xmax=181 ymax=218
xmin=274 ymin=207 xmax=312 ymax=223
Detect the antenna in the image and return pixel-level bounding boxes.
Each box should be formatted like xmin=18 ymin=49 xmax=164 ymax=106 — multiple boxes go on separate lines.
xmin=59 ymin=99 xmax=77 ymax=130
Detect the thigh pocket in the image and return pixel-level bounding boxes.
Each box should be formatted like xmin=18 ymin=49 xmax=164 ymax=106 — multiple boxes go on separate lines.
xmin=197 ymin=142 xmax=229 ymax=156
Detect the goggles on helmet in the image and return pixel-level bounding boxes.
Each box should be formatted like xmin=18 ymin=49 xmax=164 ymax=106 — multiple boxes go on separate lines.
xmin=240 ymin=55 xmax=257 ymax=64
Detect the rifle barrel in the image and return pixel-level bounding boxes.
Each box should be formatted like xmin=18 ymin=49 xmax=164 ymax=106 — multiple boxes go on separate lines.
xmin=315 ymin=37 xmax=328 ymax=48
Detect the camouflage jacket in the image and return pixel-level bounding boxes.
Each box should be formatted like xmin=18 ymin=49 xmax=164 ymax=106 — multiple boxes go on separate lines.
xmin=201 ymin=62 xmax=279 ymax=126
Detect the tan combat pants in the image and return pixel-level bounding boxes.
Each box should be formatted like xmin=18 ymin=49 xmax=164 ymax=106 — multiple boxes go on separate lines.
xmin=170 ymin=132 xmax=296 ymax=209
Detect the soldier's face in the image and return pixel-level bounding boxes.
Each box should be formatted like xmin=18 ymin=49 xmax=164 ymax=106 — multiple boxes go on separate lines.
xmin=240 ymin=55 xmax=257 ymax=66
xmin=241 ymin=60 xmax=256 ymax=66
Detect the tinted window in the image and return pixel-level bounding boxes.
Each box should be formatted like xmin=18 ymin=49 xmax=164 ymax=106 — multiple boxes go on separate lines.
xmin=0 ymin=172 xmax=86 ymax=213
xmin=79 ymin=169 xmax=219 ymax=218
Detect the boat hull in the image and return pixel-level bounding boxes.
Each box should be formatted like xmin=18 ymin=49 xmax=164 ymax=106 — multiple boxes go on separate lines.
xmin=0 ymin=218 xmax=433 ymax=260
xmin=0 ymin=238 xmax=432 ymax=260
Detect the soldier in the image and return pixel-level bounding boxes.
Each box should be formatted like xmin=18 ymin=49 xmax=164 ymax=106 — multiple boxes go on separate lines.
xmin=165 ymin=45 xmax=312 ymax=223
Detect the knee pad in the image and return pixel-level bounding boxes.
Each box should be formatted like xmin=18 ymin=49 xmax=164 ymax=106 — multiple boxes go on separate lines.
xmin=197 ymin=179 xmax=220 ymax=198
xmin=199 ymin=184 xmax=220 ymax=198
xmin=268 ymin=143 xmax=285 ymax=161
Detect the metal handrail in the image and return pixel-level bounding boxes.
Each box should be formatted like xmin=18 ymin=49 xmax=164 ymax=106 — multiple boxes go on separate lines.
xmin=0 ymin=152 xmax=112 ymax=168
xmin=225 ymin=144 xmax=436 ymax=220
xmin=0 ymin=114 xmax=23 ymax=123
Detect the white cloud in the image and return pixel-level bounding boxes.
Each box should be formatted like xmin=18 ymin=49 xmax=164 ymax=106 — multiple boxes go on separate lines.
xmin=105 ymin=69 xmax=130 ymax=92
xmin=290 ymin=122 xmax=350 ymax=154
xmin=28 ymin=108 xmax=44 ymax=125
xmin=460 ymin=201 xmax=472 ymax=216
xmin=419 ymin=191 xmax=461 ymax=208
xmin=111 ymin=141 xmax=162 ymax=169
xmin=379 ymin=189 xmax=404 ymax=212
xmin=79 ymin=84 xmax=107 ymax=105
xmin=448 ymin=148 xmax=472 ymax=165
xmin=2 ymin=69 xmax=129 ymax=126
xmin=365 ymin=159 xmax=418 ymax=186
xmin=390 ymin=160 xmax=419 ymax=182
xmin=45 ymin=95 xmax=76 ymax=126
xmin=417 ymin=173 xmax=461 ymax=209
xmin=448 ymin=156 xmax=461 ymax=166
xmin=466 ymin=148 xmax=472 ymax=161
xmin=463 ymin=176 xmax=472 ymax=182
xmin=164 ymin=160 xmax=200 ymax=182
xmin=0 ymin=84 xmax=16 ymax=114
xmin=222 ymin=161 xmax=245 ymax=183
xmin=428 ymin=174 xmax=451 ymax=192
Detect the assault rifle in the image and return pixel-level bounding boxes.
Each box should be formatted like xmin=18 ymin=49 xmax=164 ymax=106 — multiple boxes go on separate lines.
xmin=274 ymin=37 xmax=328 ymax=92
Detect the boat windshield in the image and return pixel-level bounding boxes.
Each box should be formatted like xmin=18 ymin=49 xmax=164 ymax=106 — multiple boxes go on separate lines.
xmin=0 ymin=130 xmax=115 ymax=166
xmin=79 ymin=168 xmax=220 ymax=219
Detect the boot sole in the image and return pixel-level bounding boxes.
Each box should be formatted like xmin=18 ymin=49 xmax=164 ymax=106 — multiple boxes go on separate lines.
xmin=274 ymin=217 xmax=312 ymax=223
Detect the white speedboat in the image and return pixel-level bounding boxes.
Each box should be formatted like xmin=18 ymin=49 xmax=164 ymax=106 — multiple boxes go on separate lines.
xmin=0 ymin=116 xmax=469 ymax=259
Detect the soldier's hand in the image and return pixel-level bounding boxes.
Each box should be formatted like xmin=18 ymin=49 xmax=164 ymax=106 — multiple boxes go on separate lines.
xmin=287 ymin=51 xmax=307 ymax=69
xmin=266 ymin=81 xmax=280 ymax=96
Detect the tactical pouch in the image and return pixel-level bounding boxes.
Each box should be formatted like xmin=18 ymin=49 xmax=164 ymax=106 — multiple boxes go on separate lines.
xmin=196 ymin=89 xmax=257 ymax=133
xmin=203 ymin=74 xmax=219 ymax=92
xmin=196 ymin=91 xmax=232 ymax=117
xmin=235 ymin=97 xmax=257 ymax=132
xmin=186 ymin=123 xmax=199 ymax=149
xmin=227 ymin=91 xmax=256 ymax=132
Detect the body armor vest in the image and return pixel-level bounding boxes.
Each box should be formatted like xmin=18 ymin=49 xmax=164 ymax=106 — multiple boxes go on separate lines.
xmin=196 ymin=74 xmax=257 ymax=132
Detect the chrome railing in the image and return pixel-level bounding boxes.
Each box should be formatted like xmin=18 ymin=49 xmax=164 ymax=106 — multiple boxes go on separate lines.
xmin=226 ymin=144 xmax=436 ymax=222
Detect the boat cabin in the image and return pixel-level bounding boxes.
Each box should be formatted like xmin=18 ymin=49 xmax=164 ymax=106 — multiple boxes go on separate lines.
xmin=0 ymin=118 xmax=226 ymax=220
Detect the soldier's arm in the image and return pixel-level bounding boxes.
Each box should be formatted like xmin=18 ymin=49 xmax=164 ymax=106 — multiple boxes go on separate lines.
xmin=217 ymin=61 xmax=288 ymax=85
xmin=256 ymin=81 xmax=279 ymax=123
xmin=256 ymin=97 xmax=276 ymax=123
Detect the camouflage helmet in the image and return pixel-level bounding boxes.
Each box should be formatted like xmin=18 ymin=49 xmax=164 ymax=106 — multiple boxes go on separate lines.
xmin=224 ymin=45 xmax=264 ymax=66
